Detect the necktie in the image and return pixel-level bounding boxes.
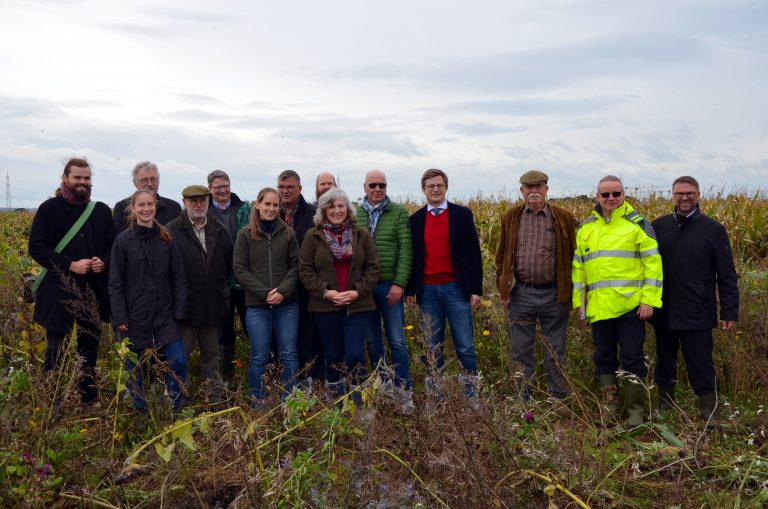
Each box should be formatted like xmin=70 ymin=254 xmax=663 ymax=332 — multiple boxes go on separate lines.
xmin=431 ymin=208 xmax=443 ymax=216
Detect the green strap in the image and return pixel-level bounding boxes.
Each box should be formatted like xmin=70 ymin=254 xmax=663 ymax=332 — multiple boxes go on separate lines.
xmin=31 ymin=201 xmax=97 ymax=293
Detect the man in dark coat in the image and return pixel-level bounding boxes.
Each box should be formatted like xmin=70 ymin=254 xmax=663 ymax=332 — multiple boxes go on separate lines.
xmin=405 ymin=168 xmax=483 ymax=403
xmin=207 ymin=169 xmax=251 ymax=384
xmin=28 ymin=157 xmax=116 ymax=403
xmin=166 ymin=185 xmax=233 ymax=404
xmin=113 ymin=161 xmax=181 ymax=231
xmin=277 ymin=170 xmax=322 ymax=382
xmin=651 ymin=175 xmax=739 ymax=422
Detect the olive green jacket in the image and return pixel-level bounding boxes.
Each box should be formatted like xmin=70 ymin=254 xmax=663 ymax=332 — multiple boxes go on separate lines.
xmin=233 ymin=221 xmax=299 ymax=306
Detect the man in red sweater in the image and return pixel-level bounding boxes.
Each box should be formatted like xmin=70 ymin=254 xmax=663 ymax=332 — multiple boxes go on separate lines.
xmin=406 ymin=169 xmax=483 ymax=402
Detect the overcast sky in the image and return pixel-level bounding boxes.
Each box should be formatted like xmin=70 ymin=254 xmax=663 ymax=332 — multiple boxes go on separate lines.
xmin=1 ymin=0 xmax=766 ymax=208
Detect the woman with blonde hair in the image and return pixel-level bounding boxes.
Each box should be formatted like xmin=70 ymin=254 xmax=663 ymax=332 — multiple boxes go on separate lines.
xmin=109 ymin=189 xmax=187 ymax=411
xmin=298 ymin=188 xmax=380 ymax=404
xmin=234 ymin=187 xmax=300 ymax=408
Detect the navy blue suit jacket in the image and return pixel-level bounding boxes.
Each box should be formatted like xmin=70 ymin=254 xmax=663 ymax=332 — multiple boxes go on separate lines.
xmin=406 ymin=201 xmax=483 ymax=301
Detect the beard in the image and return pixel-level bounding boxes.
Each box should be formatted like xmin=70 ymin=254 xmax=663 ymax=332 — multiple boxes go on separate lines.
xmin=69 ymin=183 xmax=92 ymax=200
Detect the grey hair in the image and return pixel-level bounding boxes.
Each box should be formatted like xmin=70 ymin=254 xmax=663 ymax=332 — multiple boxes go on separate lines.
xmin=207 ymin=169 xmax=230 ymax=184
xmin=313 ymin=188 xmax=356 ymax=226
xmin=132 ymin=161 xmax=159 ymax=182
xmin=597 ymin=174 xmax=623 ymax=192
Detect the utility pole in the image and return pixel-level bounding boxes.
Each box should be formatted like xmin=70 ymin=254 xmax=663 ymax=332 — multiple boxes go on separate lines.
xmin=4 ymin=171 xmax=10 ymax=209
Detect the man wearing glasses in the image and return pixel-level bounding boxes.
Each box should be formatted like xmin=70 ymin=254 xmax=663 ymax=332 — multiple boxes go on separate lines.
xmin=357 ymin=170 xmax=415 ymax=414
xmin=207 ymin=170 xmax=252 ymax=386
xmin=113 ymin=161 xmax=181 ymax=231
xmin=650 ymin=176 xmax=738 ymax=424
xmin=406 ymin=168 xmax=483 ymax=406
xmin=572 ymin=175 xmax=662 ymax=427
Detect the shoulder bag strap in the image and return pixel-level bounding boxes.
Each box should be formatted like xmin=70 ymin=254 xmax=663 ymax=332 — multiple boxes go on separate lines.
xmin=32 ymin=201 xmax=97 ymax=293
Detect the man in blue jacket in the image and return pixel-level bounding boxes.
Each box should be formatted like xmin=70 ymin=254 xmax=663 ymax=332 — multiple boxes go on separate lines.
xmin=651 ymin=176 xmax=739 ymax=423
xmin=406 ymin=168 xmax=483 ymax=403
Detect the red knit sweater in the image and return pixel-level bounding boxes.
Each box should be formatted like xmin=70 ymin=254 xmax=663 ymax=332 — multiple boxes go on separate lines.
xmin=423 ymin=209 xmax=456 ymax=284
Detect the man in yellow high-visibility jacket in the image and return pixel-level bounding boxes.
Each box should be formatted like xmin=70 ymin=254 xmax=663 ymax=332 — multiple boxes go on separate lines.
xmin=572 ymin=175 xmax=662 ymax=427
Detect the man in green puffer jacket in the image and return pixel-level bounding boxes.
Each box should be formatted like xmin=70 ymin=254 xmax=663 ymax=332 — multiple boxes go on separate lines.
xmin=357 ymin=169 xmax=415 ymax=414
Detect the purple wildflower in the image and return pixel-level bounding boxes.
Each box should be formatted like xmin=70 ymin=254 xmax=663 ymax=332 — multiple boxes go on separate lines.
xmin=524 ymin=411 xmax=535 ymax=424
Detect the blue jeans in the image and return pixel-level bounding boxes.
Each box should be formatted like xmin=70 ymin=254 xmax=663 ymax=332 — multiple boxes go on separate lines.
xmin=315 ymin=310 xmax=373 ymax=387
xmin=366 ymin=282 xmax=413 ymax=389
xmin=245 ymin=304 xmax=299 ymax=402
xmin=419 ymin=282 xmax=478 ymax=374
xmin=125 ymin=340 xmax=187 ymax=411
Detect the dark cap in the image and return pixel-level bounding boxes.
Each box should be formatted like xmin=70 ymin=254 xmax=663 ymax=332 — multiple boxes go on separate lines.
xmin=519 ymin=170 xmax=549 ymax=185
xmin=181 ymin=185 xmax=210 ymax=198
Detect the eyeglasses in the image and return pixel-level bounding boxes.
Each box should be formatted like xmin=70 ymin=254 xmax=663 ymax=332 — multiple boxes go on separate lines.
xmin=138 ymin=177 xmax=158 ymax=185
xmin=599 ymin=191 xmax=623 ymax=198
xmin=211 ymin=184 xmax=230 ymax=191
xmin=278 ymin=185 xmax=297 ymax=191
xmin=425 ymin=184 xmax=446 ymax=190
xmin=367 ymin=183 xmax=387 ymax=189
xmin=673 ymin=192 xmax=697 ymax=199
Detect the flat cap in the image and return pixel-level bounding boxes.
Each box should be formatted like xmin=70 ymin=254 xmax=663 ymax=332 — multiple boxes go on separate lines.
xmin=181 ymin=185 xmax=210 ymax=198
xmin=519 ymin=170 xmax=549 ymax=185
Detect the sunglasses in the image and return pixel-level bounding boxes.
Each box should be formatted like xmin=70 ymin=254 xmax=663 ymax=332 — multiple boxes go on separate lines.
xmin=368 ymin=183 xmax=387 ymax=189
xmin=599 ymin=191 xmax=623 ymax=198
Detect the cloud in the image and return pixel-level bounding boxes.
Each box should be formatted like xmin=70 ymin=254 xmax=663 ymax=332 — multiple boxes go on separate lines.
xmin=445 ymin=122 xmax=527 ymax=136
xmin=440 ymin=96 xmax=628 ymax=116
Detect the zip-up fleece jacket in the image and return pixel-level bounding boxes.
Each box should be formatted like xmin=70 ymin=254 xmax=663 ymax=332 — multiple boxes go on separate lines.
xmin=356 ymin=201 xmax=413 ymax=288
xmin=495 ymin=202 xmax=577 ymax=304
xmin=233 ymin=221 xmax=299 ymax=307
xmin=572 ymin=201 xmax=663 ymax=323
xmin=298 ymin=225 xmax=380 ymax=314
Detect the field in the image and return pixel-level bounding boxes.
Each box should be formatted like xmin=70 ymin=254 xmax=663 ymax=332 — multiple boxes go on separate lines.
xmin=0 ymin=191 xmax=766 ymax=508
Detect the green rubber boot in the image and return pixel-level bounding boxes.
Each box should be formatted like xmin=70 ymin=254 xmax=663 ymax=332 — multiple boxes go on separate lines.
xmin=598 ymin=374 xmax=619 ymax=419
xmin=698 ymin=392 xmax=724 ymax=427
xmin=625 ymin=381 xmax=646 ymax=428
xmin=656 ymin=384 xmax=675 ymax=412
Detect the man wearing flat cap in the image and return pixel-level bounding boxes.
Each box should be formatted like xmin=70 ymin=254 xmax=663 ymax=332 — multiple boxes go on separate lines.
xmin=495 ymin=170 xmax=577 ymax=401
xmin=166 ymin=185 xmax=233 ymax=405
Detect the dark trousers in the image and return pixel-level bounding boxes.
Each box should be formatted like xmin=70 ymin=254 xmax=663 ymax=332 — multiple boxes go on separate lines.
xmin=220 ymin=287 xmax=248 ymax=348
xmin=45 ymin=324 xmax=100 ymax=402
xmin=591 ymin=309 xmax=647 ymax=378
xmin=314 ymin=310 xmax=372 ymax=385
xmin=653 ymin=327 xmax=716 ymax=395
xmin=297 ymin=303 xmax=324 ymax=379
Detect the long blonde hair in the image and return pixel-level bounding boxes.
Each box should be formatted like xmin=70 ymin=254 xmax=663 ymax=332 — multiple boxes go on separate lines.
xmin=127 ymin=189 xmax=172 ymax=244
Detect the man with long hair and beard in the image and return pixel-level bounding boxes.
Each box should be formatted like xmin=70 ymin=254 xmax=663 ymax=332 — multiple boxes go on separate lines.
xmin=28 ymin=157 xmax=116 ymax=404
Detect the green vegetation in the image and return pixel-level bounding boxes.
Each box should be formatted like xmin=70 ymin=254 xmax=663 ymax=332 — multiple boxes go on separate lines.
xmin=0 ymin=192 xmax=765 ymax=508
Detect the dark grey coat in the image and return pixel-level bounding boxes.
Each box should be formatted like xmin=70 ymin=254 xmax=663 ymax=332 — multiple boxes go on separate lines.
xmin=109 ymin=225 xmax=187 ymax=349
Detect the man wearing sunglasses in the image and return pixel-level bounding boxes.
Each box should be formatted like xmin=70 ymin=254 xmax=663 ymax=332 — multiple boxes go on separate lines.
xmin=572 ymin=175 xmax=662 ymax=427
xmin=357 ymin=170 xmax=415 ymax=414
xmin=650 ymin=176 xmax=738 ymax=425
xmin=113 ymin=161 xmax=182 ymax=231
xmin=495 ymin=170 xmax=578 ymax=404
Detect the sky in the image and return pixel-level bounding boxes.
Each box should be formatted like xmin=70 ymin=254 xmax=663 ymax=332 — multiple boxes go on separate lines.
xmin=1 ymin=0 xmax=766 ymax=209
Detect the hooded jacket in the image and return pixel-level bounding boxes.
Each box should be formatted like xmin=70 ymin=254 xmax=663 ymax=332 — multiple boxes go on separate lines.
xmin=109 ymin=225 xmax=186 ymax=349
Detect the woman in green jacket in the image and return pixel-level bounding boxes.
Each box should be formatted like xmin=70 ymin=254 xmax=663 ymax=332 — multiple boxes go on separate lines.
xmin=298 ymin=188 xmax=380 ymax=404
xmin=233 ymin=188 xmax=299 ymax=408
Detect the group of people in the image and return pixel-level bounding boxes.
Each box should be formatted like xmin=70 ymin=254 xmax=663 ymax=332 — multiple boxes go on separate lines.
xmin=496 ymin=170 xmax=739 ymax=426
xmin=29 ymin=158 xmax=738 ymax=425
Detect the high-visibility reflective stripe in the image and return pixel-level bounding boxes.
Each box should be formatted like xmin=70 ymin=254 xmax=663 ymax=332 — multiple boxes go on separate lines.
xmin=586 ymin=279 xmax=662 ymax=291
xmin=640 ymin=248 xmax=659 ymax=257
xmin=574 ymin=250 xmax=642 ymax=263
xmin=573 ymin=282 xmax=585 ymax=289
xmin=587 ymin=280 xmax=643 ymax=291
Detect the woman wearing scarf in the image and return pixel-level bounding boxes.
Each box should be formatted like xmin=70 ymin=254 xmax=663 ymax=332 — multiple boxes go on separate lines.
xmin=298 ymin=188 xmax=380 ymax=406
xmin=233 ymin=187 xmax=300 ymax=409
xmin=109 ymin=189 xmax=188 ymax=412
